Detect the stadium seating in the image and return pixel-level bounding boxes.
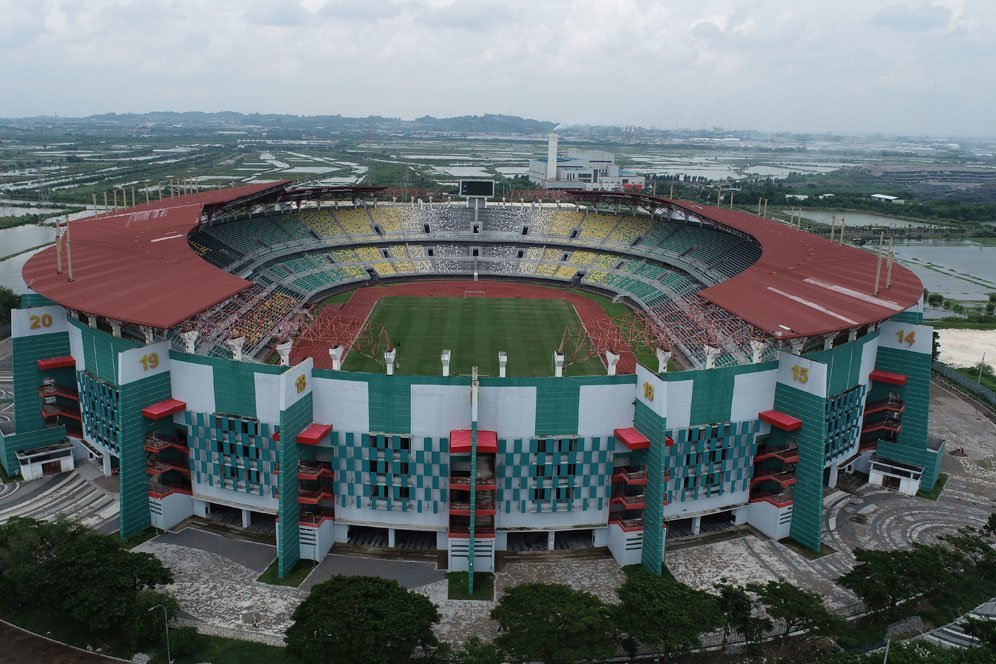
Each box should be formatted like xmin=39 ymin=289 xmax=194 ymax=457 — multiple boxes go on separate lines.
xmin=300 ymin=209 xmax=343 ymax=238
xmin=577 ymin=213 xmax=617 ymax=241
xmin=368 ymin=207 xmax=403 ymax=233
xmin=549 ymin=210 xmax=582 ymax=236
xmin=605 ymin=216 xmax=653 ymax=245
xmin=335 ymin=208 xmax=375 ymax=236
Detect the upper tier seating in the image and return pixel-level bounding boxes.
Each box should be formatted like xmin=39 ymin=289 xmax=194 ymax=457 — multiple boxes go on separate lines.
xmin=335 ymin=208 xmax=374 ymax=236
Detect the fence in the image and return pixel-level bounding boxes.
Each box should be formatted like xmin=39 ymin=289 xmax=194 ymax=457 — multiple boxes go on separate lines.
xmin=933 ymin=361 xmax=996 ymax=408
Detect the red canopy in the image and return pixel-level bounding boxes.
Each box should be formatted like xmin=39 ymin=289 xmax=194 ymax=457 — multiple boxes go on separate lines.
xmin=869 ymin=369 xmax=907 ymax=386
xmin=141 ymin=398 xmax=186 ymax=420
xmin=296 ymin=423 xmax=333 ymax=445
xmin=37 ymin=355 xmax=76 ymax=370
xmin=614 ymin=427 xmax=651 ymax=450
xmin=449 ymin=429 xmax=498 ymax=454
xmin=759 ymin=409 xmax=803 ymax=431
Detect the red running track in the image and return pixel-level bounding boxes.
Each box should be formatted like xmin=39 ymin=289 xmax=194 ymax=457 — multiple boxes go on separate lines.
xmin=298 ymin=280 xmax=637 ymax=373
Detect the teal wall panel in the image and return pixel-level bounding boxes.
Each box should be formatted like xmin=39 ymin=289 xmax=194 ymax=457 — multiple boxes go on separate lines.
xmin=118 ymin=372 xmax=172 ymax=538
xmin=775 ymin=383 xmax=826 ymax=552
xmin=278 ymin=393 xmax=313 ymax=577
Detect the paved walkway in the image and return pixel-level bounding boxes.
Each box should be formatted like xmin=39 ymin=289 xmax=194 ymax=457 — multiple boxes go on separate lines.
xmin=0 ymin=471 xmax=119 ymax=533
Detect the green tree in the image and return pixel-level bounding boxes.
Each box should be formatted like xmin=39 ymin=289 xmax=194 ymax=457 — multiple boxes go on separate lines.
xmin=616 ymin=570 xmax=722 ymax=660
xmin=963 ymin=616 xmax=996 ymax=652
xmin=984 ymin=513 xmax=996 ymax=538
xmin=714 ymin=580 xmax=772 ymax=652
xmin=123 ymin=590 xmax=178 ymax=650
xmin=940 ymin=527 xmax=996 ymax=579
xmin=747 ymin=580 xmax=843 ymax=643
xmin=490 ymin=583 xmax=616 ymax=664
xmin=838 ymin=544 xmax=961 ymax=614
xmin=285 ymin=575 xmax=440 ymax=664
xmin=451 ymin=636 xmax=503 ymax=664
xmin=0 ymin=517 xmax=173 ymax=631
xmin=0 ymin=285 xmax=19 ymax=328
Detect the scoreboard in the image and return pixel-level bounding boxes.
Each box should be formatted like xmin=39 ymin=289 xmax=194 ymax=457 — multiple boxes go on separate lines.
xmin=459 ymin=180 xmax=495 ymax=197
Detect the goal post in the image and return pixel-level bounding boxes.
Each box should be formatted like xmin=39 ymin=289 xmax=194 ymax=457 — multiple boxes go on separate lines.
xmin=464 ymin=290 xmax=487 ymax=299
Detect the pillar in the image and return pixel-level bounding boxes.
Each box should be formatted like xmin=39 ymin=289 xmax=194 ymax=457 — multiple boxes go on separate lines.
xmin=226 ymin=337 xmax=245 ymax=361
xmin=498 ymin=351 xmax=507 ymax=378
xmin=180 ymin=330 xmax=199 ymax=353
xmin=242 ymin=509 xmax=252 ymax=529
xmin=553 ymin=351 xmax=564 ymax=378
xmin=441 ymin=349 xmax=451 ymax=377
xmin=656 ymin=348 xmax=671 ymax=373
xmin=276 ymin=340 xmax=293 ymax=367
xmin=102 ymin=451 xmax=113 ymax=476
xmin=704 ymin=345 xmax=720 ymax=370
xmin=385 ymin=348 xmax=396 ymax=375
xmin=388 ymin=528 xmax=396 ymax=548
xmin=605 ymin=350 xmax=619 ymax=376
xmin=329 ymin=346 xmax=344 ymax=371
xmin=828 ymin=463 xmax=840 ymax=489
xmin=691 ymin=515 xmax=702 ymax=536
xmin=547 ymin=531 xmax=555 ymax=551
xmin=750 ymin=339 xmax=768 ymax=364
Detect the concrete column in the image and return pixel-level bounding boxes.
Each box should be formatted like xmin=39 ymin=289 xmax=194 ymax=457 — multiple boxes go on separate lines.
xmin=605 ymin=350 xmax=620 ymax=376
xmin=553 ymin=351 xmax=564 ymax=378
xmin=102 ymin=451 xmax=113 ymax=477
xmin=547 ymin=531 xmax=556 ymax=551
xmin=109 ymin=320 xmax=122 ymax=337
xmin=276 ymin=340 xmax=293 ymax=366
xmin=388 ymin=528 xmax=396 ymax=548
xmin=498 ymin=352 xmax=507 ymax=378
xmin=385 ymin=348 xmax=397 ymax=375
xmin=848 ymin=328 xmax=858 ymax=342
xmin=789 ymin=338 xmax=806 ymax=355
xmin=691 ymin=515 xmax=702 ymax=536
xmin=750 ymin=339 xmax=768 ymax=364
xmin=704 ymin=345 xmax=720 ymax=370
xmin=329 ymin=346 xmax=344 ymax=371
xmin=828 ymin=463 xmax=840 ymax=489
xmin=180 ymin=330 xmax=199 ymax=353
xmin=732 ymin=506 xmax=749 ymax=525
xmin=823 ymin=333 xmax=836 ymax=351
xmin=656 ymin=348 xmax=672 ymax=373
xmin=226 ymin=337 xmax=246 ymax=361
xmin=242 ymin=509 xmax=252 ymax=529
xmin=441 ymin=349 xmax=451 ymax=377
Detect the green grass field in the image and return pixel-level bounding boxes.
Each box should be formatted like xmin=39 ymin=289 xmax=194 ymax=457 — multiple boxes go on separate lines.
xmin=340 ymin=296 xmax=607 ymax=377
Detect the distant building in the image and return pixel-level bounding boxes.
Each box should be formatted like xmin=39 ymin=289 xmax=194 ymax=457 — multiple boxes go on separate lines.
xmin=870 ymin=194 xmax=905 ymax=204
xmin=785 ymin=194 xmax=809 ymax=201
xmin=528 ymin=133 xmax=645 ymax=192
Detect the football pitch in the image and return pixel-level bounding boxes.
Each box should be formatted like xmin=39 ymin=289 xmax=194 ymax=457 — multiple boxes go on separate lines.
xmin=340 ymin=296 xmax=607 ymax=377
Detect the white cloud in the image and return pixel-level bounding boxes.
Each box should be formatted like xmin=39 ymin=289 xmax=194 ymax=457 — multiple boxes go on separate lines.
xmin=0 ymin=0 xmax=993 ymax=135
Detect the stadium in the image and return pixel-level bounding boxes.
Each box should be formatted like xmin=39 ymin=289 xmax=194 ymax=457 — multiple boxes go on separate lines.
xmin=2 ymin=178 xmax=940 ymax=579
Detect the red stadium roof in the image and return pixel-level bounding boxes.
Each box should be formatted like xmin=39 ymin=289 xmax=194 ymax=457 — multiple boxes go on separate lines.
xmin=571 ymin=192 xmax=923 ymax=339
xmin=22 ymin=182 xmax=289 ymax=329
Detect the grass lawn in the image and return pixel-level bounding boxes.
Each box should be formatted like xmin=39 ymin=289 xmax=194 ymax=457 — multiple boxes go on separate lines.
xmin=341 ymin=296 xmax=606 ymax=377
xmin=123 ymin=527 xmax=160 ymax=550
xmin=0 ymin=464 xmax=19 ymax=484
xmin=171 ymin=634 xmax=294 ymax=664
xmin=917 ymin=473 xmax=949 ymax=501
xmin=446 ymin=572 xmax=495 ymax=600
xmin=257 ymin=558 xmax=317 ymax=587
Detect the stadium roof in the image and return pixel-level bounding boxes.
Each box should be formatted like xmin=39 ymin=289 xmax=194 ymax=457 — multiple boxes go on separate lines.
xmin=570 ymin=192 xmax=923 ymax=339
xmin=22 ymin=182 xmax=290 ymax=329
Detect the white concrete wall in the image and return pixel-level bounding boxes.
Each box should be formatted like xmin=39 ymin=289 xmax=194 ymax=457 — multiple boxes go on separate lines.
xmin=192 ymin=478 xmax=278 ymax=514
xmin=411 ymin=385 xmax=471 ymax=437
xmin=479 ymin=386 xmax=537 ymax=439
xmin=577 ymin=384 xmax=634 ymax=437
xmin=299 ymin=519 xmax=335 ymax=561
xmin=746 ymin=500 xmax=793 ymax=540
xmin=447 ymin=538 xmax=495 ymax=573
xmin=730 ymin=370 xmax=777 ymax=422
xmin=150 ymin=492 xmax=194 ymax=530
xmin=170 ymin=359 xmax=216 ymax=414
xmin=313 ymin=377 xmax=369 ymax=432
xmin=18 ymin=455 xmax=74 ymax=481
xmin=606 ymin=523 xmax=643 ymax=566
xmin=497 ymin=507 xmax=609 ymax=530
xmin=665 ymin=490 xmax=749 ymax=520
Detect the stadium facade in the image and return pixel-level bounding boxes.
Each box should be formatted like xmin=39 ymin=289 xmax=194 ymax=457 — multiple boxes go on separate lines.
xmin=2 ymin=181 xmax=939 ymax=577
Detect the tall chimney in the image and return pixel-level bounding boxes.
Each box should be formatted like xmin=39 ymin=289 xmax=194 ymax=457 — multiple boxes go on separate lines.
xmin=546 ymin=132 xmax=558 ymax=182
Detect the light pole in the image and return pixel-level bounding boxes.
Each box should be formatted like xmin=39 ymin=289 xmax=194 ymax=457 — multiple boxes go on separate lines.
xmin=149 ymin=604 xmax=171 ymax=664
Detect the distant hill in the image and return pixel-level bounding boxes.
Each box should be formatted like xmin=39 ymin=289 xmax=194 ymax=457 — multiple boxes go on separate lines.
xmin=2 ymin=111 xmax=557 ymax=135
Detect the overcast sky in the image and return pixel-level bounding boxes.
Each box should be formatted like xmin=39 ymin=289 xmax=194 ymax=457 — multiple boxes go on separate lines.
xmin=1 ymin=0 xmax=993 ymax=136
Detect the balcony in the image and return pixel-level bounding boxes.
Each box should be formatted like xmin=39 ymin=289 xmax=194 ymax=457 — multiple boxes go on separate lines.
xmin=449 ymin=476 xmax=497 ymax=491
xmin=41 ymin=403 xmax=81 ymax=422
xmin=449 ymin=498 xmax=497 ymax=516
xmin=863 ymin=395 xmax=905 ymax=418
xmin=862 ymin=419 xmax=902 ymax=437
xmin=749 ymin=489 xmax=793 ymax=508
xmin=448 ymin=524 xmax=496 ymax=538
xmin=750 ymin=470 xmax=797 ymax=488
xmin=298 ymin=510 xmax=335 ymax=527
xmin=609 ymin=516 xmax=644 ymax=532
xmin=39 ymin=383 xmax=79 ymax=401
xmin=297 ymin=461 xmax=334 ymax=481
xmin=298 ymin=487 xmax=334 ymax=505
xmin=144 ymin=432 xmax=189 ymax=454
xmin=148 ymin=480 xmax=192 ymax=499
xmin=612 ymin=467 xmax=648 ymax=486
xmin=754 ymin=441 xmax=800 ymax=465
xmin=146 ymin=459 xmax=191 ymax=477
xmin=610 ymin=494 xmax=647 ymax=510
